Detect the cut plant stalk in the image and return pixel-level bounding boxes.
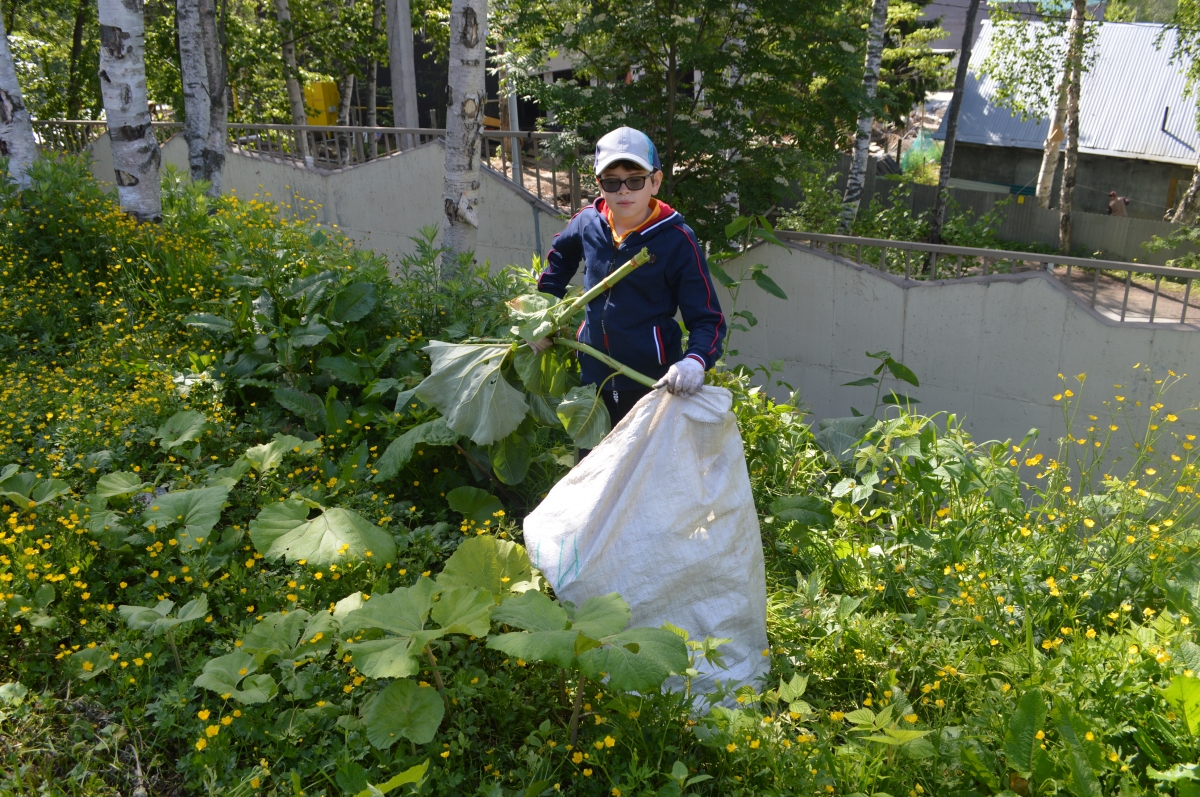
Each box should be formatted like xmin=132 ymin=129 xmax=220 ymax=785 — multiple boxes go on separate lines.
xmin=553 ymin=338 xmax=658 ymax=388
xmin=557 ymin=247 xmax=651 ymax=321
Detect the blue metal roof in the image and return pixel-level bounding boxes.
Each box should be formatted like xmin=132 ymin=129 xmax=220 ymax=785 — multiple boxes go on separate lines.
xmin=934 ymin=21 xmax=1200 ymax=166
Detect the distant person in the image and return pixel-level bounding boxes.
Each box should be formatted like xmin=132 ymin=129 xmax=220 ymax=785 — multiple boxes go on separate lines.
xmin=1108 ymin=191 xmax=1130 ymax=217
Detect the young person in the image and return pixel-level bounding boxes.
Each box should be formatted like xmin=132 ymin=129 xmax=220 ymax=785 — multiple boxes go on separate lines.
xmin=530 ymin=126 xmax=726 ymax=428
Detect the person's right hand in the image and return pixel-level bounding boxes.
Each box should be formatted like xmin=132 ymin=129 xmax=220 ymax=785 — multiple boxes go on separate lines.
xmin=525 ymin=336 xmax=553 ymax=353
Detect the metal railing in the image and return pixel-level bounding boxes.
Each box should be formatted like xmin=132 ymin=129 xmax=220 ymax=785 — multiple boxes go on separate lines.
xmin=780 ymin=231 xmax=1200 ymax=326
xmin=31 ymin=120 xmax=586 ymax=214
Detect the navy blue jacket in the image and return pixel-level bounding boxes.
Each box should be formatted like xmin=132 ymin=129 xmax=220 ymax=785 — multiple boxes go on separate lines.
xmin=537 ymin=199 xmax=726 ymax=391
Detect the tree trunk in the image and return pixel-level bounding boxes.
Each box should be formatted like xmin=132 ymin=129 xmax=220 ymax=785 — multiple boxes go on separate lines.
xmin=837 ymin=0 xmax=888 ymax=234
xmin=386 ymin=0 xmax=419 ymax=148
xmin=177 ymin=0 xmax=226 ymax=195
xmin=1172 ymin=163 xmax=1200 ymax=224
xmin=367 ymin=0 xmax=380 ymax=157
xmin=1057 ymin=0 xmax=1086 ymax=255
xmin=274 ymin=0 xmax=309 ymax=160
xmin=929 ymin=0 xmax=981 ymax=245
xmin=0 ymin=13 xmax=38 ymax=189
xmin=1035 ymin=69 xmax=1067 ymax=209
xmin=66 ymin=0 xmax=89 ymax=118
xmin=98 ymin=0 xmax=162 ymax=221
xmin=441 ymin=0 xmax=487 ymax=271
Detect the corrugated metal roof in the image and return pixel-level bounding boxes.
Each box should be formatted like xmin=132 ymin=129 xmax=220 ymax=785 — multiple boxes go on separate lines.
xmin=934 ymin=21 xmax=1200 ymax=166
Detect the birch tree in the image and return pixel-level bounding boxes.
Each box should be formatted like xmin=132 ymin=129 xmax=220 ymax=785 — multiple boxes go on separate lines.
xmin=274 ymin=0 xmax=309 ymax=160
xmin=1166 ymin=0 xmax=1200 ymax=223
xmin=177 ymin=0 xmax=227 ymax=195
xmin=1057 ymin=0 xmax=1087 ymax=254
xmin=0 ymin=14 xmax=37 ymax=190
xmin=442 ymin=0 xmax=487 ymax=269
xmin=837 ymin=0 xmax=888 ymax=234
xmin=97 ymin=0 xmax=161 ymax=221
xmin=386 ymin=0 xmax=420 ymax=148
xmin=367 ymin=0 xmax=381 ymax=157
xmin=928 ymin=0 xmax=981 ymax=244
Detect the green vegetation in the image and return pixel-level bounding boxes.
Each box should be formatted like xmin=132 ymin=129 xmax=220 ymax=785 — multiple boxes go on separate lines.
xmin=4 ymin=161 xmax=1200 ymax=797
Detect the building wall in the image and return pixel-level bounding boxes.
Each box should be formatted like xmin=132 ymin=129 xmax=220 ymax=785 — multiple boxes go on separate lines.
xmin=949 ymin=142 xmax=1194 ymax=219
xmin=728 ymin=241 xmax=1200 ymax=448
xmin=88 ymin=134 xmax=567 ymax=275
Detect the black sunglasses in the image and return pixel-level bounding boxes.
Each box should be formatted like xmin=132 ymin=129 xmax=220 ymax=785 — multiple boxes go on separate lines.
xmin=597 ymin=174 xmax=651 ymax=192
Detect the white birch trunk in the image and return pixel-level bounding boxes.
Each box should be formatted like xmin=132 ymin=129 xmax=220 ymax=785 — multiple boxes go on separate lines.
xmin=1172 ymin=162 xmax=1200 ymax=224
xmin=367 ymin=0 xmax=381 ymax=158
xmin=386 ymin=0 xmax=419 ymax=147
xmin=441 ymin=0 xmax=486 ymax=272
xmin=1057 ymin=0 xmax=1086 ymax=254
xmin=838 ymin=0 xmax=888 ymax=234
xmin=274 ymin=0 xmax=309 ymax=160
xmin=0 ymin=13 xmax=38 ymax=190
xmin=174 ymin=0 xmax=226 ymax=194
xmin=199 ymin=0 xmax=227 ymax=195
xmin=98 ymin=0 xmax=161 ymax=222
xmin=1035 ymin=69 xmax=1067 ymax=209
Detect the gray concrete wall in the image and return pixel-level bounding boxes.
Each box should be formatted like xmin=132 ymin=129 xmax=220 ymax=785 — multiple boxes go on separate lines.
xmin=88 ymin=134 xmax=567 ymax=274
xmin=728 ymin=241 xmax=1200 ymax=448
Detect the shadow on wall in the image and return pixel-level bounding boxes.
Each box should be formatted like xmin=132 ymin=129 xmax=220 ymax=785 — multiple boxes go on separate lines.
xmin=87 ymin=135 xmax=568 ymax=275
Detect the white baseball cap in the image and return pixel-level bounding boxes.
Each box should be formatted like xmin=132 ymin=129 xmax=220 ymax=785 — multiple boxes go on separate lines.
xmin=594 ymin=126 xmax=661 ymax=175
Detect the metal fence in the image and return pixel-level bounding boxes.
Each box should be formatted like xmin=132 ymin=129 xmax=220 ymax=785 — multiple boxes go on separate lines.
xmin=780 ymin=230 xmax=1200 ymax=325
xmin=30 ymin=120 xmax=587 ymax=214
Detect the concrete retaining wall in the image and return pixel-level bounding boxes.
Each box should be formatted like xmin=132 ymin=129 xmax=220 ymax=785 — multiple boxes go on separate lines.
xmin=88 ymin=134 xmax=566 ymax=274
xmin=728 ymin=241 xmax=1200 ymax=447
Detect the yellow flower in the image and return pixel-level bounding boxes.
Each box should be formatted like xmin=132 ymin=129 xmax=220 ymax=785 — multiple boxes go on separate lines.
xmin=604 ymin=736 xmax=616 ymax=748
xmin=583 ymin=768 xmax=593 ymax=777
xmin=195 ymin=738 xmax=207 ymax=751
xmin=440 ymin=750 xmax=450 ymax=758
xmin=904 ymin=714 xmax=918 ymax=723
xmin=725 ymin=743 xmax=737 ymax=752
xmin=572 ymin=752 xmax=583 ymax=764
xmin=221 ymin=716 xmax=232 ymax=726
xmin=830 ymin=711 xmax=845 ymax=721
xmin=1035 ymin=730 xmax=1045 ymax=740
xmin=197 ymin=710 xmax=210 ymax=720
xmin=749 ymin=739 xmax=761 ymax=749
xmin=205 ymin=725 xmax=219 ymax=737
xmin=250 ymin=778 xmax=260 ymax=789
xmin=1083 ymin=518 xmax=1095 ymax=528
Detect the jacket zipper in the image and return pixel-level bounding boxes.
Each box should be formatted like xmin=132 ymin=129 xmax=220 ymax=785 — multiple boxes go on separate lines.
xmin=600 ymin=231 xmax=622 ymax=354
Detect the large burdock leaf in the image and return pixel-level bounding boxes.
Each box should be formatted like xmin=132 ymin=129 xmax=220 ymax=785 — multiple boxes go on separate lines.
xmin=513 ymin=345 xmax=572 ymax=397
xmin=249 ymin=500 xmax=396 ymax=566
xmin=491 ymin=589 xmax=568 ymax=632
xmin=373 ymin=418 xmax=461 ymax=482
xmin=0 ymin=470 xmax=69 ymax=510
xmin=95 ymin=472 xmax=143 ymax=499
xmin=489 ymin=430 xmax=531 ymax=485
xmin=119 ymin=595 xmax=209 ymax=637
xmin=193 ymin=650 xmax=279 ymax=704
xmin=570 ymin=592 xmax=631 ymax=640
xmin=327 ymin=282 xmax=378 ymax=324
xmin=143 ymin=486 xmax=230 ymax=551
xmin=770 ymin=495 xmax=834 ymax=529
xmin=154 ymin=410 xmax=207 ymax=450
xmin=578 ymin=627 xmax=688 ymax=693
xmin=339 ymin=579 xmax=443 ymax=678
xmin=244 ymin=434 xmax=318 ymax=473
xmin=1163 ymin=675 xmax=1200 ymax=736
xmin=414 ymin=342 xmax=528 ymax=446
xmin=240 ymin=610 xmax=339 ymax=666
xmin=362 ymin=679 xmax=445 ymax=748
xmin=446 ymin=486 xmax=504 ymax=531
xmin=430 ymin=586 xmax=493 ymax=636
xmin=488 ymin=590 xmax=579 ymax=669
xmin=556 ymin=384 xmax=611 ymax=449
xmin=438 ymin=536 xmax=534 ymax=601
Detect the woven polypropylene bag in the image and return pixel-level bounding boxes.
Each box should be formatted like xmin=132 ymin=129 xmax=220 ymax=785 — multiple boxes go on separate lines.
xmin=522 ymin=386 xmax=769 ymax=700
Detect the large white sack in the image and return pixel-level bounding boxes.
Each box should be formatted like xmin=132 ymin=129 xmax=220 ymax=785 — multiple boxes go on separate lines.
xmin=523 ymin=386 xmax=770 ymax=700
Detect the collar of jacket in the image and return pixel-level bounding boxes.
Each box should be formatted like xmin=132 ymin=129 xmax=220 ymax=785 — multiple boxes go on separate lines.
xmin=593 ymin=197 xmax=681 ymax=243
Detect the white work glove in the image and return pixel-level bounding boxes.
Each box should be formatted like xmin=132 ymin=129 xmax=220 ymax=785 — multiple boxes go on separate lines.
xmin=654 ymin=357 xmax=705 ymax=396
xmin=524 ymin=336 xmax=553 ymax=353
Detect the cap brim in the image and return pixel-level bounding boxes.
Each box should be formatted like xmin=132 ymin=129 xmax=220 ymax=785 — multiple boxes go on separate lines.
xmin=594 ymin=152 xmax=655 ymax=175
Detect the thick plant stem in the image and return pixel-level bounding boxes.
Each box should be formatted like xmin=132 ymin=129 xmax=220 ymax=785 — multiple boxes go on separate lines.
xmin=167 ymin=629 xmax=183 ymax=675
xmin=568 ymin=675 xmax=587 ymax=746
xmin=557 ymin=247 xmax=651 ymax=321
xmin=554 ymin=339 xmax=657 ymax=388
xmin=423 ymin=645 xmax=447 ymax=696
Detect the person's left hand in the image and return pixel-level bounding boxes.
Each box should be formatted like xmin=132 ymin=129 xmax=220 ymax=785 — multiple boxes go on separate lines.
xmin=654 ymin=357 xmax=705 ymax=396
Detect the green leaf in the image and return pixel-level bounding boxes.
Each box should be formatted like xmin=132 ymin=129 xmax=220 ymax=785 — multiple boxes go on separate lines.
xmin=373 ymin=419 xmax=460 ymax=482
xmin=142 ymin=485 xmax=230 ymax=551
xmin=1052 ymin=698 xmax=1103 ymax=797
xmin=571 ymin=593 xmax=631 ymax=639
xmin=527 ymin=393 xmax=562 ymax=427
xmin=119 ymin=595 xmax=209 ymax=637
xmin=73 ymin=646 xmax=112 ymax=681
xmin=154 ymin=410 xmax=207 ymax=450
xmin=1163 ymin=676 xmax=1200 ymax=736
xmin=193 ymin=650 xmax=279 ymax=704
xmin=34 ymin=583 xmax=55 ymax=608
xmin=844 ymin=708 xmax=875 ymax=726
xmin=240 ymin=609 xmax=339 ymax=666
xmin=244 ymin=434 xmax=307 ymax=473
xmin=752 ymin=271 xmax=788 ymax=300
xmin=361 ymin=679 xmax=444 ymax=748
xmin=724 ymin=216 xmax=750 ymax=239
xmin=556 ymin=384 xmax=611 ymax=449
xmin=95 ymin=472 xmax=143 ymax=499
xmin=430 ymin=586 xmax=494 ymax=636
xmin=1149 ymin=763 xmax=1200 ymax=782
xmin=487 ymin=628 xmax=582 ymax=670
xmin=578 ymin=626 xmax=688 ymax=692
xmin=273 ymin=387 xmax=325 ymax=422
xmin=885 ymin=359 xmax=920 ymax=387
xmin=438 ymin=535 xmax=534 ymax=601
xmin=489 ymin=430 xmax=531 ymax=485
xmin=446 ymin=486 xmax=504 ymax=530
xmin=327 ymin=282 xmax=378 ymax=324
xmin=779 ymin=673 xmax=809 ymax=703
xmin=813 ymin=416 xmax=874 ymax=463
xmin=184 ymin=312 xmax=234 ymax=333
xmin=490 ymin=590 xmax=568 ymax=632
xmin=317 ymin=356 xmax=364 ymax=384
xmin=1004 ymin=688 xmax=1048 ymax=775
xmin=707 ymin=261 xmax=737 ymax=288
xmin=842 ymin=377 xmax=880 ymax=387
xmin=249 ymin=502 xmax=397 ymax=566
xmin=770 ymin=495 xmax=833 ymax=528
xmin=291 ymin=321 xmax=332 ymax=347
xmin=414 ymin=342 xmax=529 ymax=446
xmin=354 ymin=761 xmax=430 ymax=797
xmin=340 ymin=579 xmax=442 ymax=679
xmin=513 ymin=345 xmax=572 ymax=397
